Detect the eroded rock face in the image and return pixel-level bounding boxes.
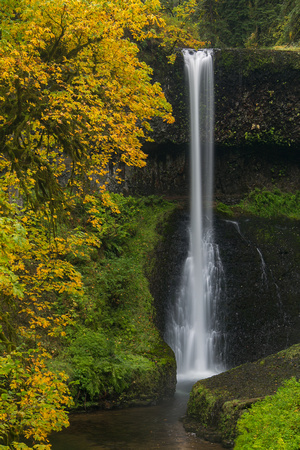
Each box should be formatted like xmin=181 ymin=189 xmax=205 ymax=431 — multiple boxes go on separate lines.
xmin=147 ymin=48 xmax=300 ymax=148
xmin=121 ymin=143 xmax=300 ymax=200
xmin=122 ymin=143 xmax=189 ymax=197
xmin=122 ymin=48 xmax=300 ymax=370
xmin=214 ymin=145 xmax=300 ymax=203
xmin=116 ymin=48 xmax=300 ymax=198
xmin=215 ymin=214 xmax=300 ymax=368
xmin=213 ymin=49 xmax=300 ymax=148
xmin=158 ymin=209 xmax=300 ymax=369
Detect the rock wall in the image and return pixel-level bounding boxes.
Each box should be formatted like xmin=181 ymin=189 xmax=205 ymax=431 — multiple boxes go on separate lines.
xmin=122 ymin=143 xmax=300 ymax=199
xmin=184 ymin=344 xmax=300 ymax=447
xmin=214 ymin=214 xmax=300 ymax=367
xmin=120 ymin=49 xmax=300 ymax=198
xmin=213 ymin=49 xmax=300 ymax=148
xmin=157 ymin=208 xmax=300 ymax=369
xmin=149 ymin=48 xmax=300 ymax=148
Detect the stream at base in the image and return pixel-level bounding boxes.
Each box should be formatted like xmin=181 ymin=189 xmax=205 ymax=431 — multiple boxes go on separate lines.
xmin=50 ymin=380 xmax=223 ymax=449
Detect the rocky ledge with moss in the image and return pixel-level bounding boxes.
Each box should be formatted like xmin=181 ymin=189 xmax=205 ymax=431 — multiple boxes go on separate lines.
xmin=183 ymin=344 xmax=300 ymax=447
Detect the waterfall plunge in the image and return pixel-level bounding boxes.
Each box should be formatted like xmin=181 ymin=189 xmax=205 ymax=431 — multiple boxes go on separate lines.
xmin=165 ymin=49 xmax=225 ymax=380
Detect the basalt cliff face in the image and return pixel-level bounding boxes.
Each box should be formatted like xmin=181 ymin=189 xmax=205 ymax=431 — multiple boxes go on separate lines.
xmin=147 ymin=48 xmax=300 ymax=149
xmin=119 ymin=49 xmax=299 ymax=199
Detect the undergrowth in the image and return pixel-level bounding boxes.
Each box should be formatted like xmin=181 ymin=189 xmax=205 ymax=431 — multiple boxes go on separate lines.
xmin=217 ymin=188 xmax=300 ymax=220
xmin=51 ymin=193 xmax=176 ymax=406
xmin=235 ymin=377 xmax=300 ymax=449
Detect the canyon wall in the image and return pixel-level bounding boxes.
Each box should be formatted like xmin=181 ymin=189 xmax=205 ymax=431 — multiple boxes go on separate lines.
xmin=119 ymin=49 xmax=300 ymax=199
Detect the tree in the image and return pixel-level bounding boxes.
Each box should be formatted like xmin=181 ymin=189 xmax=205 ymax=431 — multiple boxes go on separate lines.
xmin=0 ymin=1 xmax=180 ymax=447
xmin=0 ymin=350 xmax=73 ymax=450
xmin=276 ymin=0 xmax=300 ymax=45
xmin=0 ymin=192 xmax=81 ymax=448
xmin=171 ymin=0 xmax=220 ymax=46
xmin=196 ymin=0 xmax=220 ymax=46
xmin=169 ymin=0 xmax=297 ymax=48
xmin=0 ymin=0 xmax=174 ymax=213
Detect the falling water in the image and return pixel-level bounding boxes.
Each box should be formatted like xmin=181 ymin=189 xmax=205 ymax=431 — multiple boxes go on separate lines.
xmin=165 ymin=49 xmax=225 ymax=379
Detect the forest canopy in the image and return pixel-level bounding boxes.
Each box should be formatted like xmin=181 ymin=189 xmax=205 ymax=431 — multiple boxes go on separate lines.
xmin=161 ymin=0 xmax=300 ymax=48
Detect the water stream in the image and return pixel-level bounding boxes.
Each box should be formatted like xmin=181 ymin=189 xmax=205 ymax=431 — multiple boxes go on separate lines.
xmin=165 ymin=49 xmax=225 ymax=378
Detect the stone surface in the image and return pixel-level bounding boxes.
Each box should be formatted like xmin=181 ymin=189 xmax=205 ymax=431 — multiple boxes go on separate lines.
xmin=147 ymin=48 xmax=300 ymax=148
xmin=214 ymin=213 xmax=300 ymax=368
xmin=114 ymin=48 xmax=300 ymax=198
xmin=184 ymin=344 xmax=300 ymax=447
xmin=159 ymin=208 xmax=300 ymax=369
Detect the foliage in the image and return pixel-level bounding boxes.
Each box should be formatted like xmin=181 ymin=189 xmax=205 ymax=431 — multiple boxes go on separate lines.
xmin=0 ymin=183 xmax=177 ymax=442
xmin=55 ymin=193 xmax=176 ymax=405
xmin=215 ymin=202 xmax=234 ymax=217
xmin=67 ymin=328 xmax=155 ymax=400
xmin=158 ymin=13 xmax=206 ymax=63
xmin=0 ymin=350 xmax=72 ymax=450
xmin=236 ymin=188 xmax=300 ymax=219
xmin=0 ymin=0 xmax=181 ymax=444
xmin=192 ymin=0 xmax=224 ymax=47
xmin=0 ymin=0 xmax=174 ymax=215
xmin=216 ymin=189 xmax=300 ymax=220
xmin=235 ymin=377 xmax=300 ymax=449
xmin=244 ymin=127 xmax=288 ymax=147
xmin=161 ymin=0 xmax=299 ymax=48
xmin=275 ymin=0 xmax=300 ymax=46
xmin=0 ymin=191 xmax=82 ymax=448
xmin=186 ymin=345 xmax=300 ymax=446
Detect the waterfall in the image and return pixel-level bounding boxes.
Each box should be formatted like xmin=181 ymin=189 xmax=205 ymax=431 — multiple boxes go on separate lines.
xmin=165 ymin=49 xmax=225 ymax=379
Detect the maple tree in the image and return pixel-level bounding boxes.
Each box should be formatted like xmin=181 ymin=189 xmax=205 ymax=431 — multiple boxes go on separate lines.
xmin=0 ymin=190 xmax=83 ymax=448
xmin=0 ymin=0 xmax=174 ymax=213
xmin=0 ymin=350 xmax=73 ymax=450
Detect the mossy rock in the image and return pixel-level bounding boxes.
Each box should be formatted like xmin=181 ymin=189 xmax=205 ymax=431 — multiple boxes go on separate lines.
xmin=117 ymin=340 xmax=177 ymax=407
xmin=184 ymin=343 xmax=300 ymax=447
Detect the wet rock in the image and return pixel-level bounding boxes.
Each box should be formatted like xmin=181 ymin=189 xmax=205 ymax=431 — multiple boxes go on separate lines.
xmin=215 ymin=214 xmax=300 ymax=367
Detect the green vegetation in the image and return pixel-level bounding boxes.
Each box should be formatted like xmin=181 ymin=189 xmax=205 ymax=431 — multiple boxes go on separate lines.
xmin=235 ymin=377 xmax=300 ymax=449
xmin=0 ymin=187 xmax=177 ymax=448
xmin=215 ymin=202 xmax=234 ymax=217
xmin=161 ymin=0 xmax=300 ymax=48
xmin=216 ymin=189 xmax=300 ymax=220
xmin=237 ymin=189 xmax=300 ymax=219
xmin=55 ymin=193 xmax=177 ymax=407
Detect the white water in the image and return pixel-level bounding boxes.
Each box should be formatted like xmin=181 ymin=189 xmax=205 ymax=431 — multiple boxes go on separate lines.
xmin=165 ymin=49 xmax=225 ymax=379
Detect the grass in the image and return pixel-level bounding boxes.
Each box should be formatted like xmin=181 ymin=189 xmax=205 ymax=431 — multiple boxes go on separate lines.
xmin=216 ymin=188 xmax=300 ymax=220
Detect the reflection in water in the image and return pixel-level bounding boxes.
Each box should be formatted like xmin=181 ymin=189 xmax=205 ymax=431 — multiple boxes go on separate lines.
xmin=50 ymin=380 xmax=222 ymax=449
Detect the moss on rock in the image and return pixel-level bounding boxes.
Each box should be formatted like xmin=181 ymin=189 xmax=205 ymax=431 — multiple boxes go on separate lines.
xmin=184 ymin=343 xmax=300 ymax=447
xmin=118 ymin=340 xmax=176 ymax=407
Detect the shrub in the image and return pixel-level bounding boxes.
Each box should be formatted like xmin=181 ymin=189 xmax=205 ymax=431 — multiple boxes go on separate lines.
xmin=235 ymin=377 xmax=300 ymax=449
